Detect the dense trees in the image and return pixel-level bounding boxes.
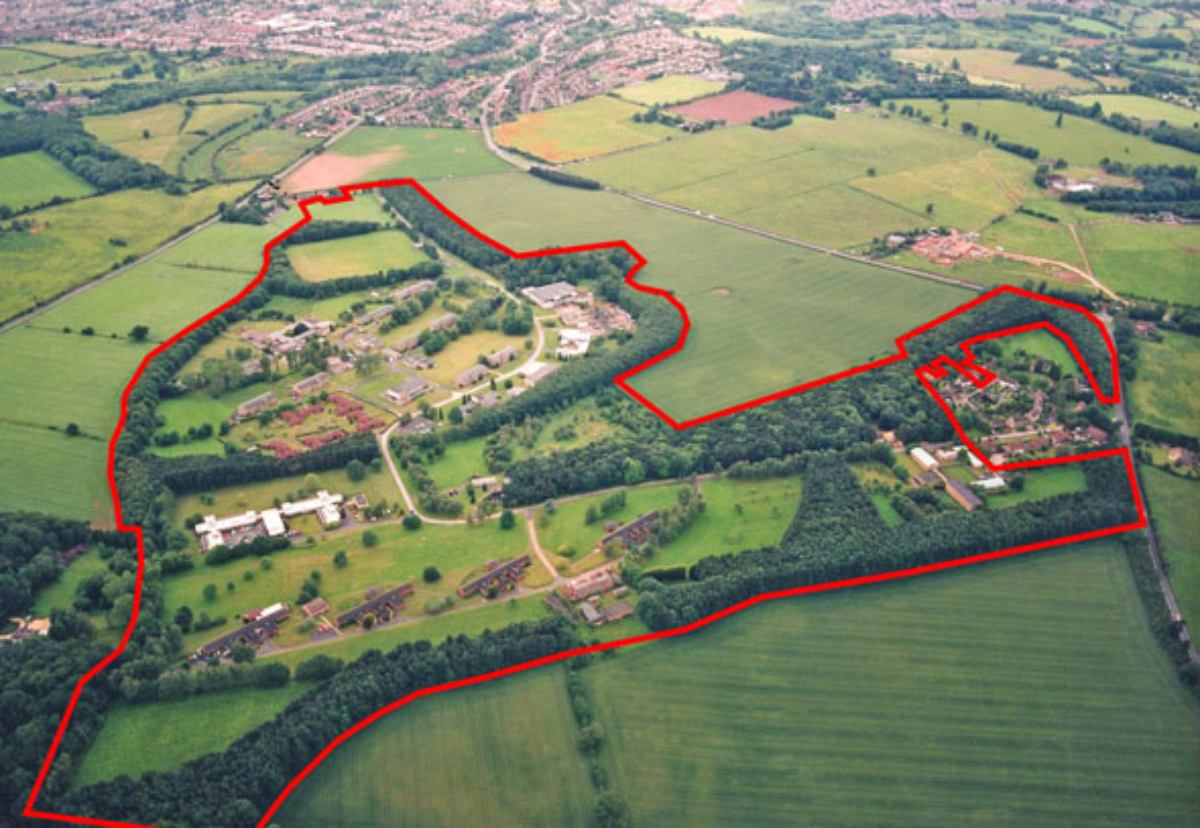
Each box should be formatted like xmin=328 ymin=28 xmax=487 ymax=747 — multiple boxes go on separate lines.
xmin=0 ymin=512 xmax=110 ymax=617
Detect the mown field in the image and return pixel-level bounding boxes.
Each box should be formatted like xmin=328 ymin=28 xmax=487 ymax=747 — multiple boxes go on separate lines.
xmin=286 ymin=230 xmax=427 ymax=281
xmin=1128 ymin=330 xmax=1200 ymax=438
xmin=1069 ymin=93 xmax=1200 ymax=128
xmin=613 ymin=75 xmax=725 ymax=106
xmin=213 ymin=127 xmax=320 ymax=180
xmin=579 ymin=111 xmax=1038 ymax=248
xmin=1142 ymin=467 xmax=1200 ymax=627
xmin=1078 ymin=220 xmax=1200 ymax=306
xmin=894 ymin=47 xmax=1097 ymax=91
xmin=978 ymin=210 xmax=1088 ymax=271
xmin=428 ymin=172 xmax=970 ymax=423
xmin=0 ymin=150 xmax=96 ymax=212
xmin=494 ymin=96 xmax=673 ymax=163
xmin=282 ymin=127 xmax=507 ymax=192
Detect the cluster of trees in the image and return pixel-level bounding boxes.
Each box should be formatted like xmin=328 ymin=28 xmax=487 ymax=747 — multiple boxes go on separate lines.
xmin=268 ymin=252 xmax=444 ymax=300
xmin=994 ymin=139 xmax=1040 ymax=160
xmin=0 ymin=512 xmax=98 ymax=617
xmin=528 ymin=166 xmax=601 ymax=190
xmin=1062 ymin=173 xmax=1200 ymax=218
xmin=201 ymin=535 xmax=290 ymax=567
xmin=281 ymin=219 xmax=382 ymax=246
xmin=389 ymin=439 xmax=464 ymax=517
xmin=565 ymin=661 xmax=634 ymax=828
xmin=60 ymin=619 xmax=577 ymax=827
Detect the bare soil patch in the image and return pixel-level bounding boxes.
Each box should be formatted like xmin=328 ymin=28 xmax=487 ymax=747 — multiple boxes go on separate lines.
xmin=283 ymin=149 xmax=404 ymax=193
xmin=669 ymin=90 xmax=798 ymax=125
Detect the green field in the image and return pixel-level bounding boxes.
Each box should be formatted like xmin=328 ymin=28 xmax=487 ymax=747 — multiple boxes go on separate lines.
xmin=1128 ymin=330 xmax=1200 ymax=437
xmin=894 ymin=47 xmax=1097 ymax=91
xmin=1069 ymin=94 xmax=1200 ymax=128
xmin=898 ymin=98 xmax=1200 ymax=169
xmin=494 ymin=96 xmax=674 ymax=163
xmin=995 ymin=328 xmax=1080 ymax=374
xmin=979 ymin=210 xmax=1087 ymax=271
xmin=1143 ymin=467 xmax=1200 ymax=626
xmin=276 ymin=669 xmax=595 ymax=828
xmin=683 ymin=25 xmax=785 ymax=43
xmin=0 ymin=150 xmax=96 ymax=212
xmin=213 ymin=128 xmax=320 ymax=180
xmin=1078 ymin=220 xmax=1200 ymax=305
xmin=428 ymin=171 xmax=970 ymax=423
xmin=985 ymin=465 xmax=1087 ymax=508
xmin=613 ymin=75 xmax=725 ymax=106
xmin=283 ymin=127 xmax=507 ymax=192
xmin=287 ymin=230 xmax=426 ymax=281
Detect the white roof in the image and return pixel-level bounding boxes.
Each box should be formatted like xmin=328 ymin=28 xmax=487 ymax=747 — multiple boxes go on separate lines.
xmin=261 ymin=602 xmax=288 ymax=619
xmin=909 ymin=447 xmax=937 ymax=468
xmin=261 ymin=508 xmax=286 ymax=536
xmin=281 ymin=490 xmax=344 ymax=518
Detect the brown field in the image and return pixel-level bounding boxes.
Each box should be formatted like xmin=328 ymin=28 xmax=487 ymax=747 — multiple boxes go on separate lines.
xmin=669 ymin=90 xmax=799 ymax=125
xmin=283 ymin=150 xmax=400 ymax=193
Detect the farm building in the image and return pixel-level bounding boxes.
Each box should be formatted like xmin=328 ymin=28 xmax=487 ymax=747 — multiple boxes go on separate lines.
xmin=457 ymin=555 xmax=533 ymax=598
xmin=336 ymin=584 xmax=414 ymax=627
xmin=599 ymin=511 xmax=659 ymax=551
xmin=580 ymin=602 xmax=603 ymax=626
xmin=393 ymin=279 xmax=436 ymax=302
xmin=382 ymin=376 xmax=435 ymax=406
xmin=237 ymin=391 xmax=277 ymax=419
xmin=301 ymin=597 xmax=330 ymax=618
xmin=292 ymin=371 xmax=330 ymax=399
xmin=455 ymin=364 xmax=489 ymax=388
xmin=563 ymin=568 xmax=616 ymax=602
xmin=428 ymin=313 xmax=458 ymax=332
xmin=910 ymin=446 xmax=939 ymax=471
xmin=522 ymin=281 xmax=586 ymax=310
xmin=486 ymin=345 xmax=517 ymax=368
xmin=556 ymin=329 xmax=592 ymax=359
xmin=520 ymin=361 xmax=559 ymax=387
xmin=945 ymin=478 xmax=983 ymax=512
xmin=973 ymin=476 xmax=1006 ymax=492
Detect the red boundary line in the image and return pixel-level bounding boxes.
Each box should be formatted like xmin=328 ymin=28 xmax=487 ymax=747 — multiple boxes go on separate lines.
xmin=22 ymin=180 xmax=1146 ymax=828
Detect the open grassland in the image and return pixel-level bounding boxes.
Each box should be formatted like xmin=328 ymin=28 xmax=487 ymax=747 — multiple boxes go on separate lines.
xmin=1143 ymin=467 xmax=1200 ymax=627
xmin=996 ymin=328 xmax=1080 ymax=373
xmin=985 ymin=465 xmax=1087 ymax=508
xmin=538 ymin=481 xmax=695 ymax=558
xmin=979 ymin=210 xmax=1088 ymax=271
xmin=894 ymin=47 xmax=1097 ymax=91
xmin=0 ymin=47 xmax=57 ymax=73
xmin=494 ymin=96 xmax=673 ymax=163
xmin=1069 ymin=94 xmax=1200 ymax=128
xmin=579 ymin=112 xmax=1037 ymax=248
xmin=428 ymin=172 xmax=969 ymax=423
xmin=276 ymin=669 xmax=595 ymax=828
xmin=0 ymin=150 xmax=96 ymax=212
xmin=613 ymin=75 xmax=725 ymax=106
xmin=32 ymin=546 xmax=109 ymax=615
xmin=1078 ymin=220 xmax=1200 ymax=305
xmin=899 ymin=98 xmax=1200 ymax=168
xmin=213 ymin=128 xmax=320 ymax=180
xmin=283 ymin=127 xmax=506 ymax=192
xmin=1128 ymin=330 xmax=1200 ymax=437
xmin=287 ymin=230 xmax=426 ymax=281
xmin=682 ymin=25 xmax=784 ymax=42
xmin=0 ymin=182 xmax=248 ymax=322
xmin=84 ymin=102 xmax=264 ymax=174
xmin=0 ymin=423 xmax=112 ymax=523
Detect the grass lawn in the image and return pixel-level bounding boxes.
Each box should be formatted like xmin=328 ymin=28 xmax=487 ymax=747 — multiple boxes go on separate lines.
xmin=1127 ymin=330 xmax=1200 ymax=436
xmin=1142 ymin=467 xmax=1200 ymax=626
xmin=985 ymin=465 xmax=1087 ymax=508
xmin=494 ymin=96 xmax=674 ymax=163
xmin=0 ymin=150 xmax=96 ymax=212
xmin=682 ymin=25 xmax=785 ymax=42
xmin=996 ymin=328 xmax=1080 ymax=375
xmin=213 ymin=128 xmax=320 ymax=180
xmin=538 ymin=482 xmax=691 ymax=559
xmin=1070 ymin=94 xmax=1200 ymax=128
xmin=1078 ymin=220 xmax=1200 ymax=305
xmin=894 ymin=47 xmax=1098 ymax=91
xmin=275 ymin=668 xmax=594 ymax=828
xmin=286 ymin=230 xmax=427 ymax=281
xmin=32 ymin=546 xmax=109 ymax=615
xmin=979 ymin=210 xmax=1088 ymax=271
xmin=428 ymin=172 xmax=970 ymax=423
xmin=84 ymin=102 xmax=263 ymax=174
xmin=613 ymin=75 xmax=725 ymax=106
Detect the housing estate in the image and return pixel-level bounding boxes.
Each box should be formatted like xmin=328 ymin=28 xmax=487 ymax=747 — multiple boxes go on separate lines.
xmin=336 ymin=584 xmax=414 ymax=627
xmin=457 ymin=555 xmax=532 ymax=598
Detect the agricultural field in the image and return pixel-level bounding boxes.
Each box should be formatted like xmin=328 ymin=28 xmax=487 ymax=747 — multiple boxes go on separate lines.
xmin=978 ymin=211 xmax=1088 ymax=272
xmin=1077 ymin=220 xmax=1200 ymax=305
xmin=894 ymin=47 xmax=1098 ymax=91
xmin=897 ymin=98 xmax=1200 ymax=169
xmin=212 ymin=128 xmax=321 ymax=180
xmin=286 ymin=230 xmax=427 ymax=281
xmin=0 ymin=181 xmax=248 ymax=322
xmin=668 ymin=90 xmax=800 ymax=125
xmin=0 ymin=150 xmax=96 ymax=212
xmin=1142 ymin=467 xmax=1200 ymax=627
xmin=682 ymin=25 xmax=784 ymax=42
xmin=282 ymin=127 xmax=507 ymax=192
xmin=0 ymin=421 xmax=112 ymax=523
xmin=613 ymin=75 xmax=725 ymax=107
xmin=1127 ymin=330 xmax=1200 ymax=437
xmin=428 ymin=171 xmax=970 ymax=423
xmin=1068 ymin=93 xmax=1200 ymax=128
xmin=494 ymin=96 xmax=673 ymax=163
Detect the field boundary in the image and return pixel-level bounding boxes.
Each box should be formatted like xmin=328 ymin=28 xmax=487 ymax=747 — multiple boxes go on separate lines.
xmin=24 ymin=179 xmax=1148 ymax=828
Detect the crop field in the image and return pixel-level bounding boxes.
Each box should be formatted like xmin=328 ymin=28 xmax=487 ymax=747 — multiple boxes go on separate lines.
xmin=1068 ymin=94 xmax=1200 ymax=128
xmin=1128 ymin=330 xmax=1200 ymax=437
xmin=1078 ymin=220 xmax=1200 ymax=305
xmin=287 ymin=230 xmax=427 ymax=281
xmin=212 ymin=128 xmax=320 ymax=180
xmin=897 ymin=98 xmax=1200 ymax=168
xmin=283 ymin=127 xmax=507 ymax=192
xmin=0 ymin=182 xmax=248 ymax=322
xmin=429 ymin=172 xmax=970 ymax=423
xmin=580 ymin=112 xmax=1037 ymax=248
xmin=0 ymin=150 xmax=96 ymax=212
xmin=668 ymin=90 xmax=800 ymax=125
xmin=613 ymin=75 xmax=725 ymax=106
xmin=276 ymin=669 xmax=595 ymax=828
xmin=893 ymin=47 xmax=1097 ymax=91
xmin=494 ymin=96 xmax=673 ymax=163
xmin=0 ymin=422 xmax=112 ymax=522
xmin=1142 ymin=467 xmax=1200 ymax=626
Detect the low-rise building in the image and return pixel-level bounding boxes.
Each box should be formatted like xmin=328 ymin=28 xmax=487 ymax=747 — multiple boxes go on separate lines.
xmin=428 ymin=313 xmax=458 ymax=332
xmin=945 ymin=478 xmax=982 ymax=511
xmin=520 ymin=361 xmax=559 ymax=387
xmin=237 ymin=391 xmax=277 ymax=419
xmin=292 ymin=371 xmax=329 ymax=399
xmin=563 ymin=568 xmax=615 ymax=602
xmin=393 ymin=280 xmax=436 ymax=302
xmin=382 ymin=376 xmax=435 ymax=406
xmin=910 ymin=446 xmax=938 ymax=471
xmin=556 ymin=329 xmax=591 ymax=359
xmin=522 ymin=281 xmax=586 ymax=309
xmin=455 ymin=364 xmax=489 ymax=388
xmin=486 ymin=345 xmax=518 ymax=368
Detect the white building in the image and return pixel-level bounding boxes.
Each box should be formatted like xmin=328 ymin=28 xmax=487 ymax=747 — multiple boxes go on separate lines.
xmin=281 ymin=490 xmax=344 ymax=527
xmin=556 ymin=329 xmax=592 ymax=360
xmin=973 ymin=476 xmax=1007 ymax=492
xmin=910 ymin=446 xmax=939 ymax=472
xmin=261 ymin=508 xmax=287 ymax=537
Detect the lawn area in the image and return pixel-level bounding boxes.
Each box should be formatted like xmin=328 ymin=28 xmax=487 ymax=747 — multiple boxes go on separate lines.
xmin=32 ymin=546 xmax=109 ymax=615
xmin=979 ymin=210 xmax=1088 ymax=271
xmin=286 ymin=230 xmax=427 ymax=281
xmin=494 ymin=96 xmax=674 ymax=163
xmin=897 ymin=98 xmax=1200 ymax=168
xmin=0 ymin=181 xmax=248 ymax=322
xmin=282 ymin=127 xmax=507 ymax=192
xmin=213 ymin=128 xmax=320 ymax=180
xmin=1078 ymin=220 xmax=1200 ymax=305
xmin=0 ymin=150 xmax=96 ymax=212
xmin=1069 ymin=94 xmax=1200 ymax=128
xmin=1143 ymin=467 xmax=1200 ymax=627
xmin=538 ymin=481 xmax=694 ymax=559
xmin=428 ymin=172 xmax=970 ymax=423
xmin=275 ymin=668 xmax=594 ymax=828
xmin=1127 ymin=330 xmax=1200 ymax=437
xmin=613 ymin=75 xmax=725 ymax=106
xmin=894 ymin=47 xmax=1098 ymax=91
xmin=995 ymin=328 xmax=1080 ymax=375
xmin=985 ymin=465 xmax=1087 ymax=508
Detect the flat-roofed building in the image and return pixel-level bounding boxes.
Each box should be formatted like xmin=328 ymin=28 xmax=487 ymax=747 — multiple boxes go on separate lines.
xmin=486 ymin=345 xmax=517 ymax=368
xmin=382 ymin=376 xmax=435 ymax=406
xmin=910 ymin=446 xmax=938 ymax=471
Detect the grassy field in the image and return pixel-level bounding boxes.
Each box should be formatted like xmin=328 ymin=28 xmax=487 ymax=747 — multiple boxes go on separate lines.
xmin=32 ymin=546 xmax=109 ymax=616
xmin=682 ymin=25 xmax=785 ymax=42
xmin=494 ymin=96 xmax=673 ymax=163
xmin=275 ymin=668 xmax=595 ymax=828
xmin=579 ymin=111 xmax=1037 ymax=248
xmin=1127 ymin=330 xmax=1200 ymax=437
xmin=979 ymin=210 xmax=1088 ymax=271
xmin=538 ymin=482 xmax=695 ymax=558
xmin=282 ymin=127 xmax=507 ymax=192
xmin=1143 ymin=467 xmax=1200 ymax=627
xmin=897 ymin=98 xmax=1200 ymax=168
xmin=287 ymin=230 xmax=426 ymax=281
xmin=0 ymin=150 xmax=96 ymax=212
xmin=985 ymin=465 xmax=1087 ymax=508
xmin=613 ymin=75 xmax=725 ymax=106
xmin=0 ymin=182 xmax=248 ymax=322
xmin=84 ymin=102 xmax=263 ymax=174
xmin=428 ymin=171 xmax=970 ymax=423
xmin=1078 ymin=220 xmax=1200 ymax=305
xmin=995 ymin=328 xmax=1080 ymax=374
xmin=894 ymin=47 xmax=1097 ymax=91
xmin=213 ymin=128 xmax=320 ymax=180
xmin=1069 ymin=94 xmax=1200 ymax=128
